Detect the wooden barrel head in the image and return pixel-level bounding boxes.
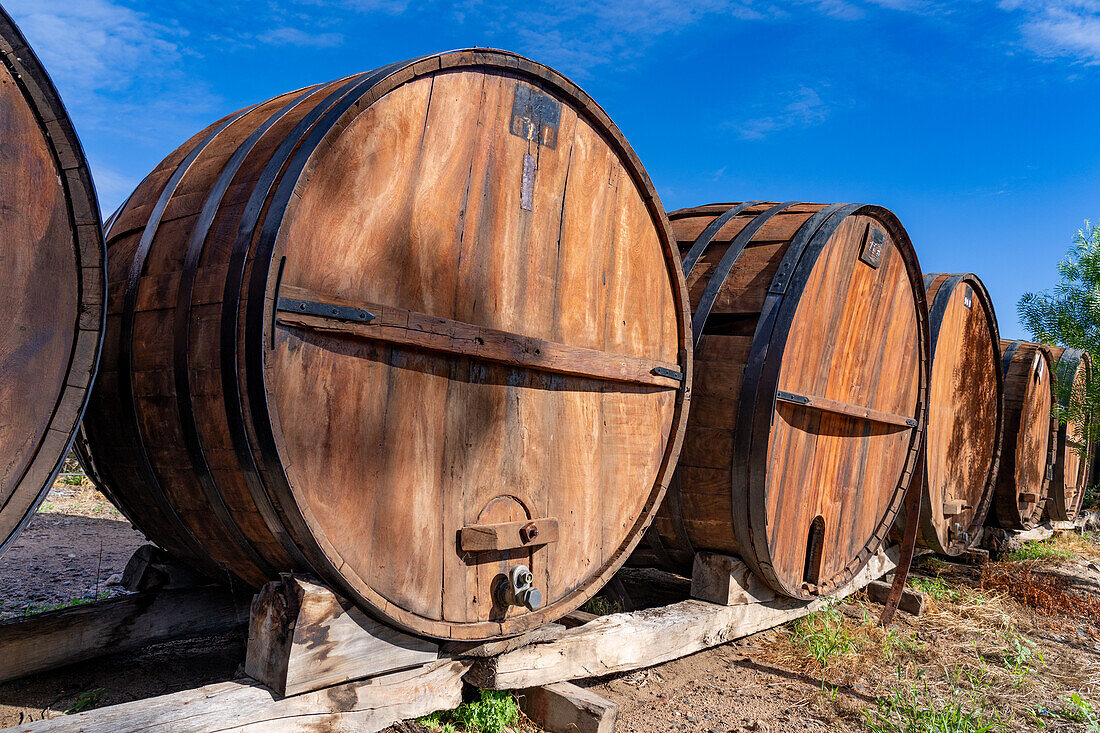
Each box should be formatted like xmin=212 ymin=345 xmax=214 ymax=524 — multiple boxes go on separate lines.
xmin=992 ymin=340 xmax=1055 ymax=529
xmin=82 ymin=50 xmax=690 ymax=640
xmin=1048 ymin=347 xmax=1091 ymax=521
xmin=761 ymin=209 xmax=925 ymax=597
xmin=0 ymin=9 xmax=103 ymax=553
xmin=641 ymin=202 xmax=927 ymax=600
xmin=918 ymin=274 xmax=1002 ymax=555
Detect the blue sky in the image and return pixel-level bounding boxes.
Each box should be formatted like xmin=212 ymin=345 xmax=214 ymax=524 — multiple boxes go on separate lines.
xmin=9 ymin=0 xmax=1100 ymax=338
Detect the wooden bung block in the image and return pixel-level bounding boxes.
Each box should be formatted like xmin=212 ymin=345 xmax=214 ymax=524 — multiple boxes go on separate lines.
xmin=245 ymin=575 xmax=438 ymax=697
xmin=518 ymin=682 xmax=619 ymax=733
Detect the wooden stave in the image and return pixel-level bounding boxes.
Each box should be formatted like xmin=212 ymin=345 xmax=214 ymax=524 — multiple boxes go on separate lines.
xmin=991 ymin=340 xmax=1057 ymax=529
xmin=0 ymin=7 xmax=105 ymax=555
xmin=1046 ymin=347 xmax=1091 ymax=521
xmin=643 ymin=202 xmax=929 ymax=599
xmin=911 ymin=273 xmax=1003 ymax=555
xmin=81 ymin=50 xmax=692 ymax=640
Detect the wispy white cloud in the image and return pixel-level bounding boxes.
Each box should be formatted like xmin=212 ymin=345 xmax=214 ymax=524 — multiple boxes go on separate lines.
xmin=256 ymin=26 xmax=344 ymax=48
xmin=5 ymin=0 xmax=181 ymax=99
xmin=1000 ymin=0 xmax=1100 ymax=64
xmin=734 ymin=85 xmax=830 ymax=140
xmin=4 ymin=0 xmax=221 ymax=133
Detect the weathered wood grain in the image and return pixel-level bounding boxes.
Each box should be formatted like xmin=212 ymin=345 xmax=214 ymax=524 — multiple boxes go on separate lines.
xmin=640 ymin=202 xmax=927 ymax=601
xmin=864 ymin=580 xmax=925 ymax=616
xmin=0 ymin=586 xmax=248 ymax=685
xmin=0 ymin=7 xmax=104 ymax=556
xmin=1 ymin=660 xmax=471 ymax=733
xmin=909 ymin=274 xmax=1002 ymax=555
xmin=991 ymin=341 xmax=1056 ymax=529
xmin=79 ymin=50 xmax=692 ymax=640
xmin=518 ymin=683 xmax=619 ymax=733
xmin=245 ymin=576 xmax=438 ymax=697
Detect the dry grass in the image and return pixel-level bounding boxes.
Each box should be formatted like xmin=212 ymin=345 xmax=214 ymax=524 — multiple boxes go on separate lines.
xmin=758 ymin=534 xmax=1100 ymax=731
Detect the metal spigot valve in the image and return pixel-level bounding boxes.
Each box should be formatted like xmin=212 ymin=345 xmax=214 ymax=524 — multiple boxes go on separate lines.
xmin=495 ymin=564 xmax=543 ymax=610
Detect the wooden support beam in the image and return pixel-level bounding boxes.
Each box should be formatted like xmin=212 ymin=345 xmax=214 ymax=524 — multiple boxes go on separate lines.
xmin=690 ymin=551 xmax=775 ymax=606
xmin=518 ymin=682 xmax=619 ymax=733
xmin=276 ymin=284 xmax=682 ymax=389
xmin=0 ymin=585 xmax=248 ymax=685
xmin=864 ymin=580 xmax=925 ymax=616
xmin=962 ymin=548 xmax=990 ymax=566
xmin=246 ymin=575 xmax=438 ymax=697
xmin=3 ymin=660 xmax=471 ymax=733
xmin=466 ymin=545 xmax=901 ymax=690
xmin=559 ymin=610 xmax=598 ymax=628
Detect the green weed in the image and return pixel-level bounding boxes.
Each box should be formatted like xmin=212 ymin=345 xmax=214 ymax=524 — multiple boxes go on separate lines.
xmin=879 ymin=625 xmax=924 ymax=663
xmin=23 ymin=592 xmax=110 ymax=616
xmin=64 ymin=689 xmax=103 ymax=714
xmin=59 ymin=474 xmax=84 ymax=486
xmin=791 ymin=605 xmax=855 ymax=667
xmin=1051 ymin=693 xmax=1100 ymax=729
xmin=863 ymin=684 xmax=1003 ymax=733
xmin=581 ymin=595 xmax=623 ymax=616
xmin=36 ymin=503 xmax=54 ymax=513
xmin=1000 ymin=632 xmax=1043 ymax=687
xmin=418 ymin=690 xmax=520 ymax=733
xmin=908 ymin=575 xmax=957 ymax=601
xmin=1003 ymin=541 xmax=1073 ymax=562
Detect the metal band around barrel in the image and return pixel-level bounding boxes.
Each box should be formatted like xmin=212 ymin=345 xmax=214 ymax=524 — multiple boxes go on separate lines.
xmin=679 ymin=201 xmax=764 ymax=277
xmin=220 ymin=73 xmax=378 ymax=571
xmin=173 ymin=88 xmax=322 ymax=581
xmin=119 ymin=105 xmax=258 ymax=576
xmin=691 ymin=202 xmax=800 ymax=346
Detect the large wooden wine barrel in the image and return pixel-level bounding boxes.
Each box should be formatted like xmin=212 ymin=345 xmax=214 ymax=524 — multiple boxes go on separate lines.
xmin=913 ymin=274 xmax=1003 ymax=554
xmin=0 ymin=8 xmax=104 ymax=554
xmin=80 ymin=50 xmax=691 ymax=640
xmin=1047 ymin=347 xmax=1091 ymax=521
xmin=638 ymin=202 xmax=929 ymax=599
xmin=991 ymin=340 xmax=1056 ymax=529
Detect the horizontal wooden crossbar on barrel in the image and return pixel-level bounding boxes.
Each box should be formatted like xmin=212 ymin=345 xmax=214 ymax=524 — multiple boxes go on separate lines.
xmin=990 ymin=340 xmax=1057 ymax=530
xmin=0 ymin=7 xmax=105 ymax=555
xmin=634 ymin=201 xmax=929 ymax=600
xmin=78 ymin=49 xmax=692 ymax=641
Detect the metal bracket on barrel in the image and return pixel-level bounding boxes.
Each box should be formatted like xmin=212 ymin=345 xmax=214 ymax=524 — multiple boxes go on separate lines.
xmin=277 ymin=297 xmax=376 ymax=324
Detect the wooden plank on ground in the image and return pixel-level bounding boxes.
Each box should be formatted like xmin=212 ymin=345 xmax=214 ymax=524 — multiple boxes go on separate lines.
xmin=0 ymin=586 xmax=249 ymax=685
xmin=1 ymin=660 xmax=471 ymax=733
xmin=467 ymin=546 xmax=900 ymax=690
xmin=864 ymin=580 xmax=925 ymax=616
xmin=246 ymin=575 xmax=439 ymax=696
xmin=1010 ymin=525 xmax=1055 ymax=542
xmin=518 ymin=682 xmax=618 ymax=733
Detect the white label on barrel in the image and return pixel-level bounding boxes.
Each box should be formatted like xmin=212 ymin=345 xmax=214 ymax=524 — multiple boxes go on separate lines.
xmin=964 ymin=285 xmax=973 ymax=309
xmin=521 ymin=153 xmax=535 ymax=211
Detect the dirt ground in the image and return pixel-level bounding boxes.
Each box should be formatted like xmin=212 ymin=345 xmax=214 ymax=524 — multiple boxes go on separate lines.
xmin=0 ymin=483 xmax=142 ymax=621
xmin=1 ymin=477 xmax=1098 ymax=732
